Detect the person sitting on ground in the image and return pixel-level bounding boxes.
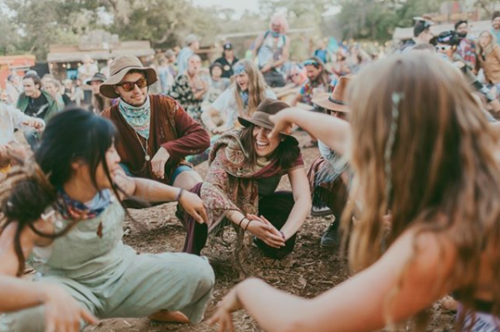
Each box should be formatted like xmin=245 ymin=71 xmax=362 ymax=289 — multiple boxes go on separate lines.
xmin=0 ymin=109 xmax=214 ymax=332
xmin=209 ymin=52 xmax=500 ymax=332
xmin=307 ymin=76 xmax=352 ymax=248
xmin=203 ymin=62 xmax=230 ymax=108
xmin=476 ymin=30 xmax=500 ymax=98
xmin=17 ymin=73 xmax=59 ymax=149
xmin=0 ymin=102 xmax=44 ymax=180
xmin=100 ymin=55 xmax=210 ymax=191
xmin=292 ymin=57 xmax=335 ymax=109
xmin=170 ymin=54 xmax=208 ymax=123
xmin=292 ymin=56 xmax=335 ymax=148
xmin=201 ymin=59 xmax=276 ymax=135
xmin=86 ymin=72 xmax=111 ymax=114
xmin=183 ymin=99 xmax=311 ymax=259
xmin=273 ymin=64 xmax=307 ymax=105
xmin=214 ymin=42 xmax=239 ymax=79
xmin=43 ymin=79 xmax=65 ymax=112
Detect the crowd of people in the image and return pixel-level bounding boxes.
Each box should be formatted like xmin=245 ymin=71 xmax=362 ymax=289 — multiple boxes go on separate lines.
xmin=0 ymin=11 xmax=500 ymax=332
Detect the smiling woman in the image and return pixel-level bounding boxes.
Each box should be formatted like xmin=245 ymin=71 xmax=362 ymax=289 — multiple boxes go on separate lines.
xmin=183 ymin=98 xmax=311 ymax=259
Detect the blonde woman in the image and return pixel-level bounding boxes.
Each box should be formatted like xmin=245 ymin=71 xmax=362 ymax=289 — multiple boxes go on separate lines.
xmin=477 ymin=30 xmax=500 ymax=94
xmin=201 ymin=59 xmax=276 ymax=135
xmin=210 ymin=53 xmax=500 ymax=332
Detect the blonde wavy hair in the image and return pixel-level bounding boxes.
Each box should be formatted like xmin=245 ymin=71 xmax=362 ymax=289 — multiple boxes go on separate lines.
xmin=344 ymin=53 xmax=500 ymax=329
xmin=233 ymin=59 xmax=268 ymax=119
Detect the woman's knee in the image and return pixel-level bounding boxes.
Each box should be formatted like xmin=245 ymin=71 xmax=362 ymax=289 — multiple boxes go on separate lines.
xmin=0 ymin=306 xmax=46 ymax=332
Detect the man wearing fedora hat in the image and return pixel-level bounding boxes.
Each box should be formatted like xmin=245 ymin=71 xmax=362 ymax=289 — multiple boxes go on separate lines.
xmin=100 ymin=55 xmax=210 ymax=191
xmin=307 ymin=76 xmax=352 ymax=248
xmin=86 ymin=72 xmax=110 ymax=114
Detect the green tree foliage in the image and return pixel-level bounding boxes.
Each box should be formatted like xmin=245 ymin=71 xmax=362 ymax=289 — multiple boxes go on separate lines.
xmin=337 ymin=0 xmax=449 ymax=41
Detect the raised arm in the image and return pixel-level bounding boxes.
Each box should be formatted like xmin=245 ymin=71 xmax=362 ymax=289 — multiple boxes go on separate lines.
xmin=269 ymin=108 xmax=351 ymax=155
xmin=210 ymin=230 xmax=456 ymax=332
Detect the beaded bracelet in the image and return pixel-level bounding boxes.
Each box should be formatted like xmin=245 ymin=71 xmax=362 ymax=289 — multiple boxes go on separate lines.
xmin=175 ymin=188 xmax=185 ymax=202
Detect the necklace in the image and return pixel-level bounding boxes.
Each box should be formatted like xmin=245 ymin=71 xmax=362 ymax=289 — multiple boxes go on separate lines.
xmin=134 ymin=130 xmax=151 ymax=161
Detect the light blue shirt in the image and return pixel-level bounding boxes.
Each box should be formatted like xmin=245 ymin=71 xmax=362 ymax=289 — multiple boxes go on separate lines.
xmin=492 ymin=29 xmax=500 ymax=44
xmin=176 ymin=47 xmax=194 ymax=76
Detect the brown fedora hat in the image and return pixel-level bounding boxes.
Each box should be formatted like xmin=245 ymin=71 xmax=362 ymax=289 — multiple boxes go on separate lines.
xmin=311 ymin=76 xmax=352 ymax=113
xmin=238 ymin=98 xmax=296 ymax=139
xmin=99 ymin=55 xmax=158 ymax=99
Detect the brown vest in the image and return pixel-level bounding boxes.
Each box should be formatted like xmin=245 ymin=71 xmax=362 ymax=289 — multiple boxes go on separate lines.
xmin=102 ymin=94 xmax=188 ymax=185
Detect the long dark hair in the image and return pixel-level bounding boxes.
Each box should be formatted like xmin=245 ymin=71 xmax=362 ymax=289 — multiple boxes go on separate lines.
xmin=239 ymin=124 xmax=300 ymax=170
xmin=0 ymin=108 xmax=127 ymax=276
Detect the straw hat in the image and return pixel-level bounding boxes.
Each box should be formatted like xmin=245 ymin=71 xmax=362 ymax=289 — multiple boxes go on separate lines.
xmin=311 ymin=76 xmax=352 ymax=113
xmin=238 ymin=98 xmax=297 ymax=142
xmin=99 ymin=55 xmax=157 ymax=99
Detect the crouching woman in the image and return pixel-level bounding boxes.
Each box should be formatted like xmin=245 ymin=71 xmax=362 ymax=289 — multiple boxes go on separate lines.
xmin=183 ymin=99 xmax=311 ymax=259
xmin=0 ymin=109 xmax=214 ymax=332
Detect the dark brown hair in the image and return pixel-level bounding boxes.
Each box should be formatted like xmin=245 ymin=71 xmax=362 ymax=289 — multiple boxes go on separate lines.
xmin=0 ymin=109 xmax=131 ymax=276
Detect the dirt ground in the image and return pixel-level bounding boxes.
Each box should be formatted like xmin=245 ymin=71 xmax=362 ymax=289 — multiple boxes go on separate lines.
xmin=77 ymin=134 xmax=456 ymax=332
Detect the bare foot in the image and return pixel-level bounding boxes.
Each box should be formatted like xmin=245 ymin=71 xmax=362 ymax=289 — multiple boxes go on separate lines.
xmin=149 ymin=310 xmax=190 ymax=324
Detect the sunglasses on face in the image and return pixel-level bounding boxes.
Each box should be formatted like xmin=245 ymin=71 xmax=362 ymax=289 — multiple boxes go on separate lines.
xmin=117 ymin=78 xmax=148 ymax=92
xmin=435 ymin=45 xmax=451 ymax=51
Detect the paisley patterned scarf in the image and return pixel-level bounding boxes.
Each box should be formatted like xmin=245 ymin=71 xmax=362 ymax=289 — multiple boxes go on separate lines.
xmin=118 ymin=96 xmax=151 ymax=139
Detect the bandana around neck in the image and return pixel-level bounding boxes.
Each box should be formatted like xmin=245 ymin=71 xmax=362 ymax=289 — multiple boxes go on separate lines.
xmin=54 ymin=189 xmax=112 ymax=221
xmin=119 ymin=96 xmax=151 ymax=139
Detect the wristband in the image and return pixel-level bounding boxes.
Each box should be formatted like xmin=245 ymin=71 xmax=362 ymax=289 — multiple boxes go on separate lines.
xmin=244 ymin=219 xmax=253 ymax=231
xmin=175 ymin=188 xmax=185 ymax=202
xmin=237 ymin=216 xmax=246 ymax=228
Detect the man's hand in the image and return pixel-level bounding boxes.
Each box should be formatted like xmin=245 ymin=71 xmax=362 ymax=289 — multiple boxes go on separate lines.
xmin=151 ymin=147 xmax=170 ymax=179
xmin=22 ymin=118 xmax=45 ymax=130
xmin=179 ymin=190 xmax=208 ymax=224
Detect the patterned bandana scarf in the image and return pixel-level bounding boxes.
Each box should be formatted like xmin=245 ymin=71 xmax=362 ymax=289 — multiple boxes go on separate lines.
xmin=239 ymin=91 xmax=249 ymax=108
xmin=54 ymin=189 xmax=112 ymax=221
xmin=118 ymin=96 xmax=151 ymax=139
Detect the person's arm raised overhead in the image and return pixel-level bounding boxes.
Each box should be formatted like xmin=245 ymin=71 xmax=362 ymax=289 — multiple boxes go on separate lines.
xmin=269 ymin=107 xmax=350 ymax=155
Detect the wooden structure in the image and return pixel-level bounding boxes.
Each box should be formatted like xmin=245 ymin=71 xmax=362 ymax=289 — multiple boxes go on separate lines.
xmin=0 ymin=55 xmax=36 ymax=89
xmin=47 ymin=30 xmax=155 ymax=81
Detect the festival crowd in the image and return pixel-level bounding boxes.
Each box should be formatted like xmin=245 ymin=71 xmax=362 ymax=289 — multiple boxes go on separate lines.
xmin=1 ymin=11 xmax=500 ymax=332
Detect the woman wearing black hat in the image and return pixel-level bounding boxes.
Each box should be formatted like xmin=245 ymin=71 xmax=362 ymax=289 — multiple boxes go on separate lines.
xmin=183 ymin=98 xmax=311 ymax=259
